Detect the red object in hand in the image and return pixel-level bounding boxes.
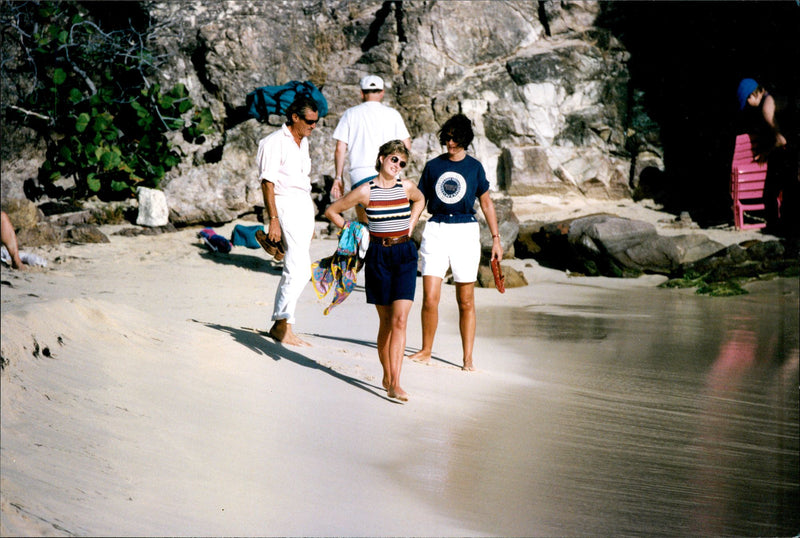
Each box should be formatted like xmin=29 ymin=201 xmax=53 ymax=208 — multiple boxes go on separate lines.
xmin=491 ymin=258 xmax=505 ymax=294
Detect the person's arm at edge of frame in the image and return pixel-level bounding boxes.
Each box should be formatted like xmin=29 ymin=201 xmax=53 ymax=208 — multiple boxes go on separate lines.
xmin=479 ymin=190 xmax=503 ymax=261
xmin=324 ymin=183 xmax=370 ymax=229
xmin=761 ymin=93 xmax=787 ymax=149
xmin=260 ymin=179 xmax=282 ymax=243
xmin=332 ymin=140 xmax=348 ymax=200
xmin=404 ymin=180 xmax=425 ymax=236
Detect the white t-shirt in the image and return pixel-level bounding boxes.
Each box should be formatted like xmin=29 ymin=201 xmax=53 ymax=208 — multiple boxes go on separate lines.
xmin=332 ymin=101 xmax=411 ymax=185
xmin=256 ymin=124 xmax=312 ymax=196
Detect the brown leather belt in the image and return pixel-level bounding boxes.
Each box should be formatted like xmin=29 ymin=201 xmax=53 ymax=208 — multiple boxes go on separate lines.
xmin=379 ymin=235 xmax=411 ymax=247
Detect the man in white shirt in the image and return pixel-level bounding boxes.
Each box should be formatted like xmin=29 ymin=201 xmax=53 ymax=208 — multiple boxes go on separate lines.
xmin=331 ymin=75 xmax=411 ymax=221
xmin=256 ymin=95 xmax=319 ymax=346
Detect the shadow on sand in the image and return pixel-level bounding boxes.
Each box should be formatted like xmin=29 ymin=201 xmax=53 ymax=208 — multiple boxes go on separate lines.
xmin=195 ymin=244 xmax=283 ymax=274
xmin=310 ymin=333 xmax=462 ymax=369
xmin=192 ymin=319 xmax=397 ymax=403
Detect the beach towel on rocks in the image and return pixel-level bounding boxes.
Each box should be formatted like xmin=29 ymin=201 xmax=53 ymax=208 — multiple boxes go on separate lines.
xmin=230 ymin=224 xmax=265 ymax=249
xmin=198 ymin=228 xmax=232 ymax=253
xmin=310 ymin=221 xmax=368 ymax=315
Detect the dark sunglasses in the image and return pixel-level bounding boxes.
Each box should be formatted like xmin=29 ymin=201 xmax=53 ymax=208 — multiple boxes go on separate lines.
xmin=299 ymin=115 xmax=318 ymax=125
xmin=389 ymin=155 xmax=407 ymax=168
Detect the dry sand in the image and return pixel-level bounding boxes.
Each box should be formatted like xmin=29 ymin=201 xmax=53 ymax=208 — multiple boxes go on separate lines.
xmin=0 ymin=197 xmax=776 ymax=536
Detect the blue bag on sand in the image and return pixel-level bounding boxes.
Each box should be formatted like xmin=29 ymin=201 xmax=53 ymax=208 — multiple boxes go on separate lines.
xmin=230 ymin=224 xmax=265 ymax=249
xmin=198 ymin=228 xmax=232 ymax=254
xmin=246 ymin=80 xmax=328 ymax=123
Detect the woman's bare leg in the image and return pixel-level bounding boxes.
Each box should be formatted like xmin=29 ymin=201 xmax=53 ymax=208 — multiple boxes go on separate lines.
xmin=408 ymin=275 xmax=442 ymax=363
xmin=378 ymin=300 xmax=413 ymax=401
xmin=1 ymin=211 xmax=24 ymax=270
xmin=376 ymin=305 xmax=393 ymax=390
xmin=455 ymin=281 xmax=476 ymax=371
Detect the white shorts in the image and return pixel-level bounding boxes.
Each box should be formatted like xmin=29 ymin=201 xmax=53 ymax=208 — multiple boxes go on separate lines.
xmin=419 ymin=221 xmax=480 ymax=283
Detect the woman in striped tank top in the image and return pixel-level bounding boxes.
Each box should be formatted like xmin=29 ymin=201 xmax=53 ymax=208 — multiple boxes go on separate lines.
xmin=325 ymin=140 xmax=425 ymax=402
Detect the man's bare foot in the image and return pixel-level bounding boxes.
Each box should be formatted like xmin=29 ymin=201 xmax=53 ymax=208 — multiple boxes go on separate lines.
xmin=408 ymin=349 xmax=431 ymax=364
xmin=268 ymin=320 xmax=311 ymax=347
xmin=461 ymin=363 xmax=475 ymax=372
xmin=387 ymin=386 xmax=408 ymax=402
xmin=281 ymin=332 xmax=311 ymax=347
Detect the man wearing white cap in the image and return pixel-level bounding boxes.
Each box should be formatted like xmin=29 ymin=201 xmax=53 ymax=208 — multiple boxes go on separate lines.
xmin=331 ymin=75 xmax=412 ymax=221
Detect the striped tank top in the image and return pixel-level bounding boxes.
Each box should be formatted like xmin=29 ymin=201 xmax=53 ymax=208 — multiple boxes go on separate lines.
xmin=365 ymin=178 xmax=411 ymax=238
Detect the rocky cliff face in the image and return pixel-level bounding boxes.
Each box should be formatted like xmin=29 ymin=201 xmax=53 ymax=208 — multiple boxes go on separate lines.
xmin=2 ymin=0 xmax=662 ymax=226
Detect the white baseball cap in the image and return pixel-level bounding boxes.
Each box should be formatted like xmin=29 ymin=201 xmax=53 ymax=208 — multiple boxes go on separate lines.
xmin=360 ymin=75 xmax=384 ymax=91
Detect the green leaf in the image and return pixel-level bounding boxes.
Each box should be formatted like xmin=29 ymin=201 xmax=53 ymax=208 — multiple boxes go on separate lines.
xmin=59 ymin=145 xmax=73 ymax=163
xmin=75 ymin=113 xmax=90 ymax=132
xmin=158 ymin=94 xmax=174 ymax=109
xmin=171 ymin=83 xmax=187 ymax=97
xmin=69 ymin=87 xmax=82 ymax=103
xmin=110 ymin=180 xmax=129 ymax=192
xmin=87 ymin=174 xmax=101 ymax=192
xmin=196 ymin=108 xmax=214 ymax=132
xmin=177 ymin=98 xmax=193 ymax=114
xmin=100 ymin=151 xmax=120 ymax=171
xmin=53 ymin=68 xmax=67 ymax=85
xmin=57 ymin=30 xmax=68 ymax=44
xmin=131 ymin=101 xmax=148 ymax=118
xmin=137 ymin=116 xmax=153 ymax=130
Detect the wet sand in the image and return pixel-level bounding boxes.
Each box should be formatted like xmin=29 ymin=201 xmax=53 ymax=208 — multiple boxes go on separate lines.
xmin=1 ymin=215 xmax=797 ymax=536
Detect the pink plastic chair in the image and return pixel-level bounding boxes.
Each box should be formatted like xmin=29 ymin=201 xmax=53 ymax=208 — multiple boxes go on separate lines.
xmin=730 ymin=133 xmax=779 ymax=230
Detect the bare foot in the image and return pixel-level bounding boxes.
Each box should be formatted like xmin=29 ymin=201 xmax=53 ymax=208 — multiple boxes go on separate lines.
xmin=382 ymin=376 xmax=390 ymax=391
xmin=461 ymin=363 xmax=475 ymax=372
xmin=269 ymin=321 xmax=311 ymax=347
xmin=387 ymin=386 xmax=408 ymax=402
xmin=407 ymin=349 xmax=431 ymax=364
xmin=281 ymin=332 xmax=311 ymax=347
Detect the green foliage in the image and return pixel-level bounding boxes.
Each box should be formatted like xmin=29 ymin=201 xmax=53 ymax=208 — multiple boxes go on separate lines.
xmin=6 ymin=1 xmax=214 ymax=200
xmin=695 ymin=281 xmax=747 ymax=297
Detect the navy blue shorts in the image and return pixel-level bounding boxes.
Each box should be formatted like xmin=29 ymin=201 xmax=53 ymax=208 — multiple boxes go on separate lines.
xmin=364 ymin=240 xmax=418 ymax=305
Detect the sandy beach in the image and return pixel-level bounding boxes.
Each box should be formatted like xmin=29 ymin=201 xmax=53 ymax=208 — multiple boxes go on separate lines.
xmin=1 ymin=198 xmax=797 ymax=536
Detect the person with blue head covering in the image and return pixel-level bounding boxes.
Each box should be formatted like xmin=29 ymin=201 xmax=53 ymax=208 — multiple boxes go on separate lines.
xmin=737 ymin=78 xmax=787 ymax=158
xmin=736 ymin=77 xmax=798 ymax=237
xmin=737 ymin=78 xmax=759 ymax=111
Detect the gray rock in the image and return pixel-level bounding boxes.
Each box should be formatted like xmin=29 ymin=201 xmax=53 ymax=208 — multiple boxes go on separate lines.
xmin=17 ymin=223 xmax=61 ymax=248
xmin=136 ymin=187 xmax=170 ymax=227
xmin=477 ymin=262 xmax=527 ymax=289
xmin=568 ymin=215 xmax=657 ymax=254
xmin=65 ymin=225 xmax=110 ymax=244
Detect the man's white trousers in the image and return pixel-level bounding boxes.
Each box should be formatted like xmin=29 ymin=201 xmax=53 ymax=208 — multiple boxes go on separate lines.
xmin=272 ymin=193 xmax=314 ymax=325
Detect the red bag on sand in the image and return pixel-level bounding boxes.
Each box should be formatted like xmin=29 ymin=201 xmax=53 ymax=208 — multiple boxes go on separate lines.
xmin=491 ymin=258 xmax=505 ymax=294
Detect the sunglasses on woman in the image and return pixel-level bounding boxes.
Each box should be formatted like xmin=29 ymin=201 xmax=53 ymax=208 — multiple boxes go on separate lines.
xmin=389 ymin=155 xmax=407 ymax=168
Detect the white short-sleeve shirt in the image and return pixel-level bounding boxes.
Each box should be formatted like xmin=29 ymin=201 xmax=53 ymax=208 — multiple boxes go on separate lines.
xmin=332 ymin=101 xmax=411 ymax=184
xmin=256 ymin=124 xmax=312 ymax=196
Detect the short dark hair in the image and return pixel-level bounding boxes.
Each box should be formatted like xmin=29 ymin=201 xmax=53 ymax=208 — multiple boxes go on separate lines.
xmin=438 ymin=114 xmax=474 ymax=149
xmin=286 ymin=95 xmax=318 ymax=125
xmin=375 ymin=140 xmax=410 ymax=172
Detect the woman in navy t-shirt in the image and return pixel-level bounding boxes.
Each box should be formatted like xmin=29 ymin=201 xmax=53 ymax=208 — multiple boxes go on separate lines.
xmin=410 ymin=114 xmax=503 ymax=371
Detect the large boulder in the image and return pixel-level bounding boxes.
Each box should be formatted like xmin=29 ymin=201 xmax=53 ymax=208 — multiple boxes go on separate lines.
xmin=517 ymin=214 xmax=728 ymax=277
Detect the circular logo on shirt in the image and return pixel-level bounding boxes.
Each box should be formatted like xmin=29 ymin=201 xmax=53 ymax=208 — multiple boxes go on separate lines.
xmin=434 ymin=172 xmax=467 ymax=204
